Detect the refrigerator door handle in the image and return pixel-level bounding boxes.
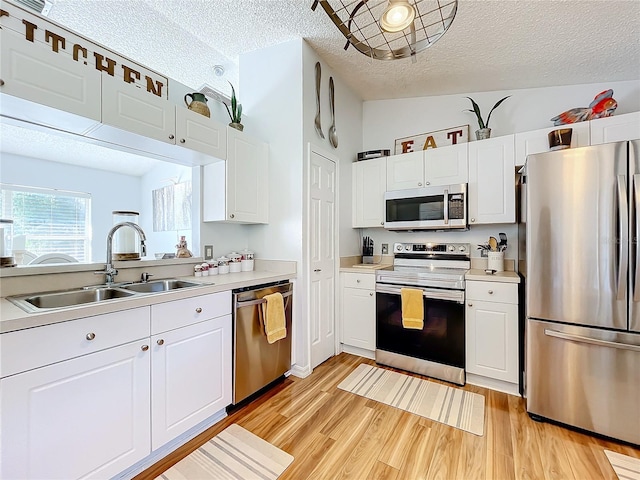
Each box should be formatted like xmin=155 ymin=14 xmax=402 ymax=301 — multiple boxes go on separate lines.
xmin=634 ymin=174 xmax=640 ymax=302
xmin=544 ymin=328 xmax=640 ymax=352
xmin=617 ymin=175 xmax=629 ymax=300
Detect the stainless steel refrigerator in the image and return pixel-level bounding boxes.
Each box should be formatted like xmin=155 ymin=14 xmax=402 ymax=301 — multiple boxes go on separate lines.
xmin=525 ymin=140 xmax=640 ymax=445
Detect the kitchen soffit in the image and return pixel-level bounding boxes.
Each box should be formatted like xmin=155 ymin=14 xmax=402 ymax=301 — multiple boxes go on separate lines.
xmin=42 ymin=0 xmax=640 ymax=102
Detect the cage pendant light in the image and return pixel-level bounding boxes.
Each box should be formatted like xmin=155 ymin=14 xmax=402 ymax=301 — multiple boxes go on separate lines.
xmin=311 ymin=0 xmax=458 ymax=61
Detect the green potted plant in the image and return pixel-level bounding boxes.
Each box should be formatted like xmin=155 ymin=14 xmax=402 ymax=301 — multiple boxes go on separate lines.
xmin=465 ymin=96 xmax=510 ymax=140
xmin=225 ymin=81 xmax=243 ymax=131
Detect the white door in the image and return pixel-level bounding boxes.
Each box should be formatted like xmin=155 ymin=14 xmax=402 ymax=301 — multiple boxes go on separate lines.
xmin=1 ymin=341 xmax=151 ymax=480
xmin=309 ymin=149 xmax=337 ymax=369
xmin=151 ymin=315 xmax=231 ymax=450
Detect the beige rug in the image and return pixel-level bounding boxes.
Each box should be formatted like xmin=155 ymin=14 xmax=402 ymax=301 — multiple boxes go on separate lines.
xmin=157 ymin=424 xmax=293 ymax=480
xmin=605 ymin=450 xmax=640 ymax=480
xmin=338 ymin=363 xmax=485 ymax=436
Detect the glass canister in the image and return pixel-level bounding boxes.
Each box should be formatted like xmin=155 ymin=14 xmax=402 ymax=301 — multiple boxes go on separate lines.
xmin=112 ymin=211 xmax=141 ymax=261
xmin=217 ymin=256 xmax=230 ymax=274
xmin=0 ymin=219 xmax=15 ymax=267
xmin=228 ymin=252 xmax=242 ymax=273
xmin=241 ymin=249 xmax=254 ymax=272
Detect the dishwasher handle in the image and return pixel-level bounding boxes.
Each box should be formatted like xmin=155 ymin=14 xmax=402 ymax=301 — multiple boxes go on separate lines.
xmin=235 ymin=290 xmax=293 ymax=308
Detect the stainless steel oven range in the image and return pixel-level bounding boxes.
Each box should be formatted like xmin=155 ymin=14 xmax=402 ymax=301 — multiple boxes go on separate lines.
xmin=375 ymin=242 xmax=470 ymax=385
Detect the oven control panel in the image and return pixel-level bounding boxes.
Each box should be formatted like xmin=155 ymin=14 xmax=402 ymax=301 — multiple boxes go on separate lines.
xmin=393 ymin=242 xmax=469 ymax=256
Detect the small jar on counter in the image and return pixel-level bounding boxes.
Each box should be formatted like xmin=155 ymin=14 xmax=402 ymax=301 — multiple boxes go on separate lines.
xmin=241 ymin=249 xmax=254 ymax=272
xmin=201 ymin=262 xmax=210 ymax=276
xmin=208 ymin=261 xmax=218 ymax=275
xmin=217 ymin=256 xmax=230 ymax=274
xmin=228 ymin=252 xmax=242 ymax=273
xmin=194 ymin=264 xmax=203 ymax=277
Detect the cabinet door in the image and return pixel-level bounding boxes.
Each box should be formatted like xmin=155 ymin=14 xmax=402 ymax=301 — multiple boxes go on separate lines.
xmin=341 ymin=286 xmax=376 ymax=351
xmin=515 ymin=121 xmax=591 ymax=166
xmin=386 ymin=150 xmax=424 ymax=190
xmin=226 ymin=127 xmax=269 ymax=223
xmin=1 ymin=341 xmax=151 ymax=480
xmin=352 ymin=158 xmax=387 ymax=228
xmin=424 ymin=143 xmax=468 ymax=185
xmin=151 ymin=315 xmax=232 ymax=450
xmin=466 ymin=299 xmax=518 ymax=383
xmin=590 ymin=111 xmax=640 ymax=144
xmin=468 ymin=135 xmax=516 ymax=224
xmin=99 ymin=75 xmax=176 ymax=145
xmin=0 ymin=27 xmax=101 ymax=133
xmin=175 ymin=107 xmax=227 ymax=159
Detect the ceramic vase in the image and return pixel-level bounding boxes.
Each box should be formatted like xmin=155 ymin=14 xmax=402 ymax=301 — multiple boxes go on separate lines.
xmin=229 ymin=122 xmax=244 ymax=132
xmin=475 ymin=128 xmax=491 ymax=140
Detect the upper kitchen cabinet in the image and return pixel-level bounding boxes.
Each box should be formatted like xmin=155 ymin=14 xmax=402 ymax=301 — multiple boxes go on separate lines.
xmin=515 ymin=121 xmax=590 ymax=167
xmin=590 ymin=111 xmax=640 ymax=144
xmin=468 ymin=135 xmax=516 ymax=225
xmin=0 ymin=27 xmax=101 ymax=134
xmin=87 ymin=77 xmax=227 ymax=163
xmin=386 ymin=143 xmax=468 ymax=191
xmin=202 ymin=127 xmax=269 ymax=224
xmin=352 ymin=157 xmax=386 ymax=228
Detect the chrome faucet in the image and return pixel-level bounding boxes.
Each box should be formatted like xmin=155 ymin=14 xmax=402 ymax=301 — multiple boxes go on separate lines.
xmin=96 ymin=222 xmax=147 ymax=285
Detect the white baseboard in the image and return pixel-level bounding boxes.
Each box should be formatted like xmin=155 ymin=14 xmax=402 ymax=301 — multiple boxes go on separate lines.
xmin=341 ymin=344 xmax=375 ymax=360
xmin=113 ymin=409 xmax=228 ymax=479
xmin=289 ymin=363 xmax=312 ymax=379
xmin=466 ymin=373 xmax=520 ymax=396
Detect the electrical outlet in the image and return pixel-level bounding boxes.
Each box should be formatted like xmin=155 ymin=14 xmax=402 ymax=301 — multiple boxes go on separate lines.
xmin=204 ymin=245 xmax=214 ymax=260
xmin=382 ymin=243 xmax=388 ymax=254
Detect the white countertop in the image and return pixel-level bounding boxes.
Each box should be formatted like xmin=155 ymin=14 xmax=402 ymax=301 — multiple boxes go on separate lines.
xmin=465 ymin=269 xmax=521 ymax=283
xmin=0 ymin=269 xmax=295 ymax=334
xmin=340 ymin=264 xmax=392 ymax=274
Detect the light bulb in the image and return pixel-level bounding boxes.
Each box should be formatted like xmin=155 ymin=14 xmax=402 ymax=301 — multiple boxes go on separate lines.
xmin=380 ymin=1 xmax=415 ymax=33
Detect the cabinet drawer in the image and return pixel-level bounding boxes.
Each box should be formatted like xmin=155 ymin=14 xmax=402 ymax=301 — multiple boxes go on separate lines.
xmin=342 ymin=272 xmax=375 ymax=290
xmin=1 ymin=307 xmax=150 ymax=378
xmin=151 ymin=291 xmax=231 ymax=334
xmin=466 ymin=281 xmax=517 ymax=304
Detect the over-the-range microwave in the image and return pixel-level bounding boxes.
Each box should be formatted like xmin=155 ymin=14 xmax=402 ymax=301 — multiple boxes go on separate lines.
xmin=384 ymin=184 xmax=468 ymax=231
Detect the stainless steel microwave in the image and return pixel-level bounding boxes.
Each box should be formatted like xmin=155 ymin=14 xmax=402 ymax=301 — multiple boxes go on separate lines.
xmin=384 ymin=184 xmax=468 ymax=231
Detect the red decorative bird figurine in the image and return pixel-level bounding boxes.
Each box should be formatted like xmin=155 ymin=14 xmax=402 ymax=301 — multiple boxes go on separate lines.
xmin=550 ymin=89 xmax=618 ymax=126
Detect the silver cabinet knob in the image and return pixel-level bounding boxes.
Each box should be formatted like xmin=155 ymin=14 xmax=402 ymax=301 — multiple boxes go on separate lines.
xmin=313 ymin=268 xmax=321 ymax=272
xmin=230 ymin=214 xmax=235 ymax=219
xmin=356 ymin=279 xmax=360 ymax=283
xmin=471 ymin=218 xmax=476 ymax=222
xmin=180 ymin=138 xmax=186 ymax=143
xmin=380 ymin=222 xmax=384 ymax=226
xmin=426 ymin=181 xmax=430 ymax=186
xmin=418 ymin=182 xmax=423 ymax=186
xmin=468 ymin=303 xmax=473 ymax=307
xmin=86 ymin=332 xmax=96 ymax=341
xmin=488 ymin=290 xmax=494 ymax=294
xmin=369 ymin=292 xmax=373 ymax=296
xmin=195 ymin=307 xmax=203 ymax=313
xmin=157 ymin=339 xmax=164 ymax=346
xmin=141 ymin=345 xmax=149 ymax=351
xmin=169 ymin=134 xmax=175 ymax=140
xmin=0 ymin=79 xmax=4 ymax=86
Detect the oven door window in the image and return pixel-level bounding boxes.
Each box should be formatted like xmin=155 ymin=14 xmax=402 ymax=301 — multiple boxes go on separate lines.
xmin=386 ymin=194 xmax=444 ymax=222
xmin=376 ymin=291 xmax=465 ymax=368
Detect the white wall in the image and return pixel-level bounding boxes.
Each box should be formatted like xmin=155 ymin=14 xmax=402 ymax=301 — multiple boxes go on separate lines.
xmin=0 ymin=153 xmax=141 ymax=262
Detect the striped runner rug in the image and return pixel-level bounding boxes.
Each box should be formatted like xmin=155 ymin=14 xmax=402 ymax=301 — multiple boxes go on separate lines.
xmin=157 ymin=424 xmax=293 ymax=480
xmin=605 ymin=450 xmax=640 ymax=480
xmin=338 ymin=363 xmax=485 ymax=436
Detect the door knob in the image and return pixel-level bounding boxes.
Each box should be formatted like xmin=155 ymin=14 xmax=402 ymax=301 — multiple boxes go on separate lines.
xmin=195 ymin=307 xmax=203 ymax=313
xmin=157 ymin=339 xmax=164 ymax=345
xmin=468 ymin=303 xmax=473 ymax=307
xmin=418 ymin=182 xmax=423 ymax=186
xmin=369 ymin=292 xmax=373 ymax=296
xmin=141 ymin=345 xmax=149 ymax=351
xmin=426 ymin=181 xmax=430 ymax=185
xmin=471 ymin=218 xmax=476 ymax=222
xmin=488 ymin=290 xmax=494 ymax=294
xmin=180 ymin=138 xmax=186 ymax=143
xmin=86 ymin=332 xmax=96 ymax=341
xmin=230 ymin=214 xmax=235 ymax=219
xmin=169 ymin=134 xmax=175 ymax=140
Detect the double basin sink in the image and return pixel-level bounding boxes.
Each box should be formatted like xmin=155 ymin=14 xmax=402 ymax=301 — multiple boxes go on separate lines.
xmin=9 ymin=279 xmax=203 ymax=313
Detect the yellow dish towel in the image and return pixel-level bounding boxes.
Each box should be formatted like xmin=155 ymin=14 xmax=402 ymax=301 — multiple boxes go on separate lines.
xmin=261 ymin=292 xmax=287 ymax=344
xmin=401 ymin=288 xmax=424 ymax=330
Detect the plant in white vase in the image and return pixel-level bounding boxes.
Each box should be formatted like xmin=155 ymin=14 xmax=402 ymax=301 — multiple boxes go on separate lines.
xmin=465 ymin=96 xmax=510 ymax=140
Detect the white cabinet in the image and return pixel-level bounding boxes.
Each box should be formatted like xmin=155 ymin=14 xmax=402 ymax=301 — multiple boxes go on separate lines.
xmin=386 ymin=143 xmax=468 ymax=191
xmin=0 ymin=27 xmax=101 ymax=134
xmin=341 ymin=272 xmax=376 ymax=356
xmin=202 ymin=127 xmax=269 ymax=224
xmin=352 ymin=157 xmax=387 ymax=228
xmin=466 ymin=280 xmax=519 ymax=393
xmin=175 ymin=106 xmax=227 ymax=159
xmin=590 ymin=111 xmax=640 ymax=144
xmin=151 ymin=314 xmax=232 ymax=450
xmin=515 ymin=121 xmax=591 ymax=166
xmin=1 ymin=310 xmax=151 ymax=480
xmin=468 ymin=135 xmax=516 ymax=224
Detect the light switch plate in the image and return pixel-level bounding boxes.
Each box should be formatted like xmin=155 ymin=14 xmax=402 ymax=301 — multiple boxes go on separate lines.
xmin=204 ymin=245 xmax=214 ymax=260
xmin=381 ymin=243 xmax=388 ymax=254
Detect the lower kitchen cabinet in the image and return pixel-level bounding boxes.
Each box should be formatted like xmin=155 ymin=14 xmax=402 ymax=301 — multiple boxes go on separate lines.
xmin=151 ymin=314 xmax=232 ymax=450
xmin=1 ymin=340 xmax=151 ymax=480
xmin=465 ymin=280 xmax=519 ymax=394
xmin=341 ymin=272 xmax=376 ymax=357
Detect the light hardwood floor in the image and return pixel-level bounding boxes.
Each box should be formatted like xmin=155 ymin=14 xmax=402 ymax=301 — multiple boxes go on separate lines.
xmin=136 ymin=353 xmax=640 ymax=479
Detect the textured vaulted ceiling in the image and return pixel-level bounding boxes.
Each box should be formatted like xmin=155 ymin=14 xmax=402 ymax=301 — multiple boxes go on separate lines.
xmin=45 ymin=0 xmax=640 ymax=102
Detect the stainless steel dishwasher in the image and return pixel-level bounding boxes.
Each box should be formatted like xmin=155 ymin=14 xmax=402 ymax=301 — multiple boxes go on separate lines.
xmin=232 ymin=281 xmax=293 ymax=405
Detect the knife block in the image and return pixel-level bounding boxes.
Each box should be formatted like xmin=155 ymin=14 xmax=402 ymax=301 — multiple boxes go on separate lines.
xmin=362 ymin=255 xmax=374 ymax=264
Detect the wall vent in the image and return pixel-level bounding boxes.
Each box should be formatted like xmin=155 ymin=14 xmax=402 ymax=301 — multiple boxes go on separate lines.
xmin=198 ymin=84 xmax=231 ymax=107
xmin=15 ymin=0 xmax=53 ymax=15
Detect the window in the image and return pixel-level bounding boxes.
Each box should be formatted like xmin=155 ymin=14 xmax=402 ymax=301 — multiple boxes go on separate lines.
xmin=0 ymin=184 xmax=91 ymax=262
